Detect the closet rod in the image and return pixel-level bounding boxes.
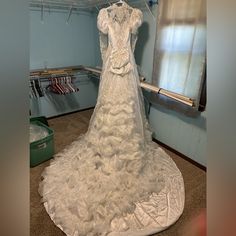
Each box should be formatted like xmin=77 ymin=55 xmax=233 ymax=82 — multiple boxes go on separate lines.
xmin=30 ymin=66 xmax=91 ymax=79
xmin=30 ymin=65 xmax=84 ymax=76
xmin=30 ymin=74 xmax=91 ymax=80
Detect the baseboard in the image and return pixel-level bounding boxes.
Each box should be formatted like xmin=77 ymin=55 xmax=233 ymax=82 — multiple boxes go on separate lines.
xmin=152 ymin=138 xmax=206 ymax=171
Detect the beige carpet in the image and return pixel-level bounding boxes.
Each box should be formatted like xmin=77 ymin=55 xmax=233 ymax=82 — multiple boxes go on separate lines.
xmin=30 ymin=109 xmax=206 ymax=236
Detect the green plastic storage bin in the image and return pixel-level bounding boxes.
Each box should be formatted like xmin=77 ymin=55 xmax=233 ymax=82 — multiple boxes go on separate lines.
xmin=30 ymin=116 xmax=49 ymax=126
xmin=30 ymin=120 xmax=54 ymax=167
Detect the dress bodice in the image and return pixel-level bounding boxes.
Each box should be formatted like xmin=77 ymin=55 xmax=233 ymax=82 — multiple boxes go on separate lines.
xmin=97 ymin=2 xmax=143 ymax=75
xmin=97 ymin=3 xmax=143 ymax=49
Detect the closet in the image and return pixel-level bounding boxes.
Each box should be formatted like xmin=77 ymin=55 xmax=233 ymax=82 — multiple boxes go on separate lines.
xmin=29 ymin=1 xmax=206 ymax=236
xmin=29 ymin=2 xmax=101 ymax=118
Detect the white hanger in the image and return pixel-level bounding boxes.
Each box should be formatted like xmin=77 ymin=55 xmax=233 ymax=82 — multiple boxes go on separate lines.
xmin=115 ymin=0 xmax=124 ymax=6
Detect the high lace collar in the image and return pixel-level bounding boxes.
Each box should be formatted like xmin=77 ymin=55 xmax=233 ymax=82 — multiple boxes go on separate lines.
xmin=108 ymin=1 xmax=130 ymax=10
xmin=114 ymin=1 xmax=127 ymax=7
xmin=107 ymin=1 xmax=132 ymax=24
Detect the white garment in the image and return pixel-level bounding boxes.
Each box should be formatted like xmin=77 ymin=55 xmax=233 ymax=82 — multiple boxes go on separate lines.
xmin=30 ymin=124 xmax=49 ymax=143
xmin=39 ymin=2 xmax=185 ymax=236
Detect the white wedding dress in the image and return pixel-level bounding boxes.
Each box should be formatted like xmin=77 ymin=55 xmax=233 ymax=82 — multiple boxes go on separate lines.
xmin=39 ymin=2 xmax=185 ymax=236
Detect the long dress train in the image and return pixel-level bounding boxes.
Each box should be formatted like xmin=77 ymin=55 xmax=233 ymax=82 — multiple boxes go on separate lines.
xmin=39 ymin=2 xmax=185 ymax=236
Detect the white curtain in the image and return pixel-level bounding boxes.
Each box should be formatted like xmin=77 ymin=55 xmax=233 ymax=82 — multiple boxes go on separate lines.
xmin=152 ymin=0 xmax=206 ymax=104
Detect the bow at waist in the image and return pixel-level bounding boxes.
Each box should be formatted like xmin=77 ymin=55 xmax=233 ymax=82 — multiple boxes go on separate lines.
xmin=109 ymin=48 xmax=133 ymax=75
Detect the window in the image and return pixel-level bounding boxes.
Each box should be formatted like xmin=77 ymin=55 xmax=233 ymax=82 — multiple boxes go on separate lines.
xmin=152 ymin=0 xmax=206 ymax=108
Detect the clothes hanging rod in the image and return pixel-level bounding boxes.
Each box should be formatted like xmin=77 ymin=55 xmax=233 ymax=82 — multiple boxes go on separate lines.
xmin=30 ymin=75 xmax=91 ymax=81
xmin=30 ymin=66 xmax=88 ymax=78
xmin=30 ymin=65 xmax=84 ymax=76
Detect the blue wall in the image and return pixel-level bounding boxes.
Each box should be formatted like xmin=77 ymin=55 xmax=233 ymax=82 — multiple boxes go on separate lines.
xmin=30 ymin=10 xmax=98 ymax=69
xmin=149 ymin=105 xmax=207 ymax=166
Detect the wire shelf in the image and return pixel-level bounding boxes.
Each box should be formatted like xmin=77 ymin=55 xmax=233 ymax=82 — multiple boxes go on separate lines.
xmin=29 ymin=0 xmax=149 ymax=12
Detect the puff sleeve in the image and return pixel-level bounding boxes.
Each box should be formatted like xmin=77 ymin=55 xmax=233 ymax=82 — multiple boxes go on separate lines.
xmin=97 ymin=8 xmax=109 ymax=34
xmin=97 ymin=9 xmax=109 ymax=62
xmin=130 ymin=9 xmax=143 ymax=52
xmin=130 ymin=9 xmax=143 ymax=34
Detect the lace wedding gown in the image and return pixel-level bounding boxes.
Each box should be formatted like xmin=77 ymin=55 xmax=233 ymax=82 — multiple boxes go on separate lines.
xmin=39 ymin=2 xmax=185 ymax=236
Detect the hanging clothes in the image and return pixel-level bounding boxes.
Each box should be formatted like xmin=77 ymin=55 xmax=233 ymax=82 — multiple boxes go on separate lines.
xmin=30 ymin=78 xmax=44 ymax=98
xmin=34 ymin=79 xmax=44 ymax=97
xmin=48 ymin=76 xmax=79 ymax=95
xmin=30 ymin=80 xmax=38 ymax=98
